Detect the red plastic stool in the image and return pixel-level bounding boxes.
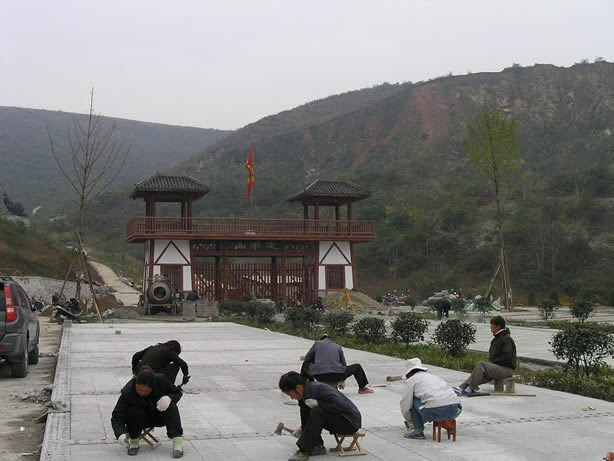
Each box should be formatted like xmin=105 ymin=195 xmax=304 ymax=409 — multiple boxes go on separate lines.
xmin=432 ymin=419 xmax=456 ymax=442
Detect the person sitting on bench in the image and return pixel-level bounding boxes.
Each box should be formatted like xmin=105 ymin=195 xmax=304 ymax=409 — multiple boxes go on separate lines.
xmin=111 ymin=366 xmax=184 ymax=457
xmin=301 ymin=334 xmax=374 ymax=394
xmin=400 ymin=358 xmax=462 ymax=439
xmin=279 ymin=371 xmax=362 ymax=461
xmin=453 ymin=315 xmax=517 ymax=396
xmin=132 ymin=340 xmax=190 ymax=386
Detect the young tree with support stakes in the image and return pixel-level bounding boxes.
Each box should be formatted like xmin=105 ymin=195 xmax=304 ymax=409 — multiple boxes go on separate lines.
xmin=463 ymin=108 xmax=520 ymax=311
xmin=47 ymin=88 xmax=131 ymax=239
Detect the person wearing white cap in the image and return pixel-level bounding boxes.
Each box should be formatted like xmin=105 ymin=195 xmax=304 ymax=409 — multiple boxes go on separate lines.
xmin=400 ymin=358 xmax=462 ymax=439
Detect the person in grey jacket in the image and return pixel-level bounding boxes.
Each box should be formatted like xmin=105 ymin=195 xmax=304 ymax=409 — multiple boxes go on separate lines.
xmin=279 ymin=371 xmax=362 ymax=461
xmin=301 ymin=334 xmax=374 ymax=394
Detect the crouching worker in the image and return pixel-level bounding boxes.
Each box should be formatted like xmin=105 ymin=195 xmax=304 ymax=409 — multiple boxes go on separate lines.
xmin=279 ymin=371 xmax=361 ymax=461
xmin=400 ymin=358 xmax=462 ymax=440
xmin=132 ymin=340 xmax=190 ymax=386
xmin=111 ymin=366 xmax=184 ymax=458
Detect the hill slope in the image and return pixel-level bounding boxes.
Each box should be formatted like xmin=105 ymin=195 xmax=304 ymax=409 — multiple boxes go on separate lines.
xmin=0 ymin=107 xmax=230 ymax=211
xmin=90 ymin=63 xmax=614 ymax=300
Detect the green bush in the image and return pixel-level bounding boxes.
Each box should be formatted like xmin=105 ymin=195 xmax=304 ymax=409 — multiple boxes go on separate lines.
xmin=570 ymin=299 xmax=594 ymax=322
xmin=219 ymin=300 xmax=245 ymax=316
xmin=549 ymin=289 xmax=560 ymax=305
xmin=538 ymin=298 xmax=558 ymax=320
xmin=524 ymin=368 xmax=614 ymax=402
xmin=391 ymin=313 xmax=429 ymax=345
xmin=527 ymin=291 xmax=536 ymax=306
xmin=433 ymin=319 xmax=476 ymax=356
xmin=353 ymin=317 xmax=387 ymax=343
xmin=550 ymin=324 xmax=614 ymax=377
xmin=245 ymin=301 xmax=275 ymax=323
xmin=548 ymin=320 xmax=614 ymax=334
xmin=284 ymin=306 xmax=322 ymax=330
xmin=580 ymin=289 xmax=593 ymax=302
xmin=322 ymin=310 xmax=355 ymax=335
xmin=473 ymin=297 xmax=492 ymax=319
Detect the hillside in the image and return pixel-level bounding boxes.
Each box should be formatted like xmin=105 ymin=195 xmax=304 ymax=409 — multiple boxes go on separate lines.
xmin=0 ymin=107 xmax=230 ymax=211
xmin=92 ymin=63 xmax=614 ymax=301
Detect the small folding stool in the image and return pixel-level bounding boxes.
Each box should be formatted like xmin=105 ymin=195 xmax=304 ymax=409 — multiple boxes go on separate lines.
xmin=330 ymin=432 xmax=366 ymax=457
xmin=139 ymin=427 xmax=161 ymax=448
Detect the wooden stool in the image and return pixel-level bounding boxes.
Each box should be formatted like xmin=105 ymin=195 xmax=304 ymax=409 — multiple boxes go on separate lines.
xmin=330 ymin=432 xmax=366 ymax=457
xmin=432 ymin=419 xmax=456 ymax=442
xmin=139 ymin=427 xmax=160 ymax=448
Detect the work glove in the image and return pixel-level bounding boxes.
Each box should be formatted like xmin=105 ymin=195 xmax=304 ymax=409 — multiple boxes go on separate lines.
xmin=292 ymin=427 xmax=302 ymax=438
xmin=181 ymin=374 xmax=191 ymax=386
xmin=156 ymin=395 xmax=172 ymax=412
xmin=118 ymin=433 xmax=129 ymax=448
xmin=304 ymin=398 xmax=318 ymax=408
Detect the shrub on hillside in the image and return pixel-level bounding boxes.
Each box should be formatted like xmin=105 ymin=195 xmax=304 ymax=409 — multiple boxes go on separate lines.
xmin=570 ymin=299 xmax=594 ymax=322
xmin=322 ymin=310 xmax=354 ymax=335
xmin=550 ymin=324 xmax=614 ymax=377
xmin=284 ymin=306 xmax=322 ymax=330
xmin=549 ymin=289 xmax=560 ymax=306
xmin=538 ymin=298 xmax=558 ymax=320
xmin=433 ymin=319 xmax=476 ymax=356
xmin=391 ymin=313 xmax=429 ymax=345
xmin=353 ymin=317 xmax=387 ymax=343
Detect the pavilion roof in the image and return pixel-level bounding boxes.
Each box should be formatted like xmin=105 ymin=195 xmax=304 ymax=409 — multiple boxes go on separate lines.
xmin=129 ymin=173 xmax=210 ymax=200
xmin=287 ymin=179 xmax=371 ymax=204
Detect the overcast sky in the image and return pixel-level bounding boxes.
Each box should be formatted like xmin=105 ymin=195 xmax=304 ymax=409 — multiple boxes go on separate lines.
xmin=2 ymin=1 xmax=613 ymax=130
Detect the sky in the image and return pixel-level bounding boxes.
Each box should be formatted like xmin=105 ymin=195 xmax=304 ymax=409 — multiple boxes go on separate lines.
xmin=2 ymin=1 xmax=613 ymax=130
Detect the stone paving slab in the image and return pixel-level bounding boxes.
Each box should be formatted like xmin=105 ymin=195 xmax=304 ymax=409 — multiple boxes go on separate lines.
xmin=43 ymin=322 xmax=614 ymax=460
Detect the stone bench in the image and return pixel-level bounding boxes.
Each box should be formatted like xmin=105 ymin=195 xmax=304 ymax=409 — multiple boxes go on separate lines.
xmin=493 ymin=376 xmax=520 ymax=393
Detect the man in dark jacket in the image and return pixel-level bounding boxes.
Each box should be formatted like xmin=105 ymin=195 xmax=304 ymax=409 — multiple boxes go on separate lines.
xmin=111 ymin=368 xmax=184 ymax=457
xmin=279 ymin=371 xmax=361 ymax=461
xmin=301 ymin=335 xmax=374 ymax=394
xmin=132 ymin=340 xmax=190 ymax=385
xmin=453 ymin=315 xmax=517 ymax=395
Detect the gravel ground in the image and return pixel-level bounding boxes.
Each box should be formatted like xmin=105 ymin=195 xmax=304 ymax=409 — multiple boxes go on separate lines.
xmin=0 ymin=321 xmax=61 ymax=460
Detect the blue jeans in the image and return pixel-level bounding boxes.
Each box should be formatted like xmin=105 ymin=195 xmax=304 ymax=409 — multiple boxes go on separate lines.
xmin=410 ymin=398 xmax=462 ymax=433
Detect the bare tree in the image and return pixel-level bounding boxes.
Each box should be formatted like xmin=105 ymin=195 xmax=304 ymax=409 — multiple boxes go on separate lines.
xmin=463 ymin=108 xmax=520 ymax=311
xmin=47 ymin=88 xmax=130 ymax=238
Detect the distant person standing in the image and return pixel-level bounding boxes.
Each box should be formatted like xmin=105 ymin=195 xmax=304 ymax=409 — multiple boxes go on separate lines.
xmin=436 ymin=298 xmax=451 ymax=320
xmin=301 ymin=334 xmax=374 ymax=394
xmin=453 ymin=316 xmax=517 ymax=395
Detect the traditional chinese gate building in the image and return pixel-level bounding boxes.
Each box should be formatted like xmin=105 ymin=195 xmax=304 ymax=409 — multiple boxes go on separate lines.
xmin=126 ymin=174 xmax=375 ymax=305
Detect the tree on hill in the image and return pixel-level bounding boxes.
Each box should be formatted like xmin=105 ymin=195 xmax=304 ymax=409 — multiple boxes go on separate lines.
xmin=47 ymin=89 xmax=131 ymax=239
xmin=463 ymin=108 xmax=520 ymax=311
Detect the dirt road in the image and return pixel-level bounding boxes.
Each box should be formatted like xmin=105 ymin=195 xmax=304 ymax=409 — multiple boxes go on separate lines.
xmin=0 ymin=321 xmax=61 ymax=460
xmin=90 ymin=260 xmax=140 ymax=307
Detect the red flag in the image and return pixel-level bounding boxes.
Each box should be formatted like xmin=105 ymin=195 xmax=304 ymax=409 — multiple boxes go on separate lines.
xmin=245 ymin=143 xmax=255 ymax=201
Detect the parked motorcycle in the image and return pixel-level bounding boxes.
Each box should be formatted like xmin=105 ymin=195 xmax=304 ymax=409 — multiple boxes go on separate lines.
xmin=51 ymin=297 xmax=83 ymax=322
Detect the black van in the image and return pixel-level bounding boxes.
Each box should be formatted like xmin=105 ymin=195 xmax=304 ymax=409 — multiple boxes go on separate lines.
xmin=0 ymin=277 xmax=40 ymax=377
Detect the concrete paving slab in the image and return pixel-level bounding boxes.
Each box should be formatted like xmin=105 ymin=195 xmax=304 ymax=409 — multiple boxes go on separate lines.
xmin=42 ymin=322 xmax=614 ymax=460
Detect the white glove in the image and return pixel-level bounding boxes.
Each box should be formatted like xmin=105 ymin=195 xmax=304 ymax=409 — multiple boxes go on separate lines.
xmin=118 ymin=433 xmax=129 ymax=447
xmin=304 ymin=398 xmax=318 ymax=408
xmin=156 ymin=395 xmax=172 ymax=412
xmin=292 ymin=427 xmax=302 ymax=438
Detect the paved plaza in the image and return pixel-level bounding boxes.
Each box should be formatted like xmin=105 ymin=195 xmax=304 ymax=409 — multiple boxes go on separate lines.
xmin=42 ymin=322 xmax=614 ymax=461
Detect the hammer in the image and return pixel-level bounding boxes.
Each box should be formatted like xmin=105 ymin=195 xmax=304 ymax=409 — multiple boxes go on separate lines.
xmin=274 ymin=422 xmax=299 ymax=437
xmin=386 ymin=375 xmax=403 ymax=382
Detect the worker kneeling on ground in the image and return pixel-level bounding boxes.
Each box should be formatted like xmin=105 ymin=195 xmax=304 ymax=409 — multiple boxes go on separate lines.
xmin=301 ymin=334 xmax=374 ymax=394
xmin=280 ymin=371 xmax=362 ymax=461
xmin=132 ymin=339 xmax=190 ymax=386
xmin=453 ymin=315 xmax=517 ymax=396
xmin=111 ymin=366 xmax=184 ymax=458
xmin=400 ymin=358 xmax=462 ymax=439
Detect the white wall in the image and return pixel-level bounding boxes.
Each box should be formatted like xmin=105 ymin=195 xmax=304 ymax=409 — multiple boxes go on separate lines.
xmin=344 ymin=266 xmax=354 ymax=290
xmin=154 ymin=240 xmax=190 ymax=264
xmin=318 ymin=241 xmax=351 ymax=264
xmin=318 ymin=266 xmax=326 ymax=290
xmin=183 ymin=266 xmax=192 ymax=291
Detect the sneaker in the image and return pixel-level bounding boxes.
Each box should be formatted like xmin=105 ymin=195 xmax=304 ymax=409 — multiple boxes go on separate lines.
xmin=172 ymin=436 xmax=183 ymax=458
xmin=358 ymin=387 xmax=374 ymax=394
xmin=310 ymin=445 xmax=327 ymax=456
xmin=288 ymin=450 xmax=310 ymax=461
xmin=453 ymin=386 xmax=475 ymax=396
xmin=127 ymin=446 xmax=139 ymax=456
xmin=452 ymin=386 xmax=465 ymax=396
xmin=403 ymin=430 xmax=425 ymax=439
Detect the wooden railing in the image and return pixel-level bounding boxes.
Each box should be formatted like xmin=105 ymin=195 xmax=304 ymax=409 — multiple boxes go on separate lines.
xmin=126 ymin=217 xmax=375 ymax=241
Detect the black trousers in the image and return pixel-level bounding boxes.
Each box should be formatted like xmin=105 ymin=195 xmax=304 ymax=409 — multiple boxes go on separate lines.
xmin=297 ymin=403 xmax=358 ymax=453
xmin=313 ymin=363 xmax=369 ymax=388
xmin=126 ymin=403 xmax=183 ymax=439
xmin=159 ymin=363 xmax=180 ymax=384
